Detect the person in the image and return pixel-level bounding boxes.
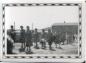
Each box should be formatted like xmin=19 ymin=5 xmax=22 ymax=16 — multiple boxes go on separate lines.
xmin=7 ymin=25 xmax=15 ymax=54
xmin=7 ymin=32 xmax=14 ymax=54
xmin=25 ymin=26 xmax=33 ymax=54
xmin=55 ymin=32 xmax=62 ymax=48
xmin=7 ymin=25 xmax=16 ymax=42
xmin=20 ymin=26 xmax=25 ymax=52
xmin=33 ymin=28 xmax=39 ymax=49
xmin=53 ymin=32 xmax=57 ymax=48
xmin=47 ymin=29 xmax=53 ymax=50
xmin=40 ymin=29 xmax=47 ymax=49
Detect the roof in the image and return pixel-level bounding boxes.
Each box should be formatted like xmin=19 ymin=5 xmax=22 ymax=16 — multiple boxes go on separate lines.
xmin=52 ymin=23 xmax=78 ymax=26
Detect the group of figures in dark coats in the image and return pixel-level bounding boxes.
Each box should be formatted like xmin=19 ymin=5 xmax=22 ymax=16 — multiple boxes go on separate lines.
xmin=7 ymin=25 xmax=76 ymax=54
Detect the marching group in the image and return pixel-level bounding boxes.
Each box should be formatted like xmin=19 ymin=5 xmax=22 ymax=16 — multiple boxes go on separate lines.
xmin=7 ymin=25 xmax=76 ymax=54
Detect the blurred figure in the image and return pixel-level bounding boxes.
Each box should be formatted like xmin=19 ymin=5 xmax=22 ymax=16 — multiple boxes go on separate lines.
xmin=55 ymin=32 xmax=62 ymax=48
xmin=20 ymin=26 xmax=25 ymax=52
xmin=7 ymin=25 xmax=15 ymax=54
xmin=7 ymin=25 xmax=16 ymax=42
xmin=47 ymin=29 xmax=53 ymax=50
xmin=73 ymin=34 xmax=78 ymax=43
xmin=40 ymin=29 xmax=47 ymax=49
xmin=33 ymin=28 xmax=39 ymax=49
xmin=7 ymin=33 xmax=14 ymax=54
xmin=25 ymin=26 xmax=33 ymax=54
xmin=53 ymin=32 xmax=57 ymax=48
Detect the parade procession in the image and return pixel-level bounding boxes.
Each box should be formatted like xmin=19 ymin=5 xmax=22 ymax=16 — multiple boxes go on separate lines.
xmin=7 ymin=23 xmax=78 ymax=54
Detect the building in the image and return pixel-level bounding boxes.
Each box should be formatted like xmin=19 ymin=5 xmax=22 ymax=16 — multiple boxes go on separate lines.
xmin=52 ymin=23 xmax=78 ymax=43
xmin=52 ymin=23 xmax=78 ymax=34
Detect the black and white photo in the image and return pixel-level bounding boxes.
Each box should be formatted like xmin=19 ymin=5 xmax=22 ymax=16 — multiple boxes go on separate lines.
xmin=2 ymin=3 xmax=82 ymax=59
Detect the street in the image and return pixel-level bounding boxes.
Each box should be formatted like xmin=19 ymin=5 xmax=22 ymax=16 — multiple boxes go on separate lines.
xmin=12 ymin=42 xmax=78 ymax=55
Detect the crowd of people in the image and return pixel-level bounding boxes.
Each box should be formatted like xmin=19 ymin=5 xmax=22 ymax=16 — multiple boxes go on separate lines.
xmin=7 ymin=25 xmax=77 ymax=54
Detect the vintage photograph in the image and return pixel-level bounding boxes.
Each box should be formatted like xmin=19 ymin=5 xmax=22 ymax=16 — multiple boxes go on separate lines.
xmin=4 ymin=4 xmax=80 ymax=55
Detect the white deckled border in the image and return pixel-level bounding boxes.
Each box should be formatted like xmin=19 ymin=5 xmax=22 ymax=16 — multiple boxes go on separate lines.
xmin=2 ymin=3 xmax=82 ymax=59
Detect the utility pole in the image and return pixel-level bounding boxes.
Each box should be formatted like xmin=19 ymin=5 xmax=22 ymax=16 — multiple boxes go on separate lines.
xmin=14 ymin=21 xmax=15 ymax=30
xmin=32 ymin=23 xmax=33 ymax=30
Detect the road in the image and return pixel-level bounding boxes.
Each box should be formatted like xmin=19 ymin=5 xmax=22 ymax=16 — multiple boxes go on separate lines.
xmin=12 ymin=42 xmax=78 ymax=55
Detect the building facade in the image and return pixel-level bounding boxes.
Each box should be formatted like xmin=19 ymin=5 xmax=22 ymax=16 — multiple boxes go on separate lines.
xmin=52 ymin=23 xmax=78 ymax=43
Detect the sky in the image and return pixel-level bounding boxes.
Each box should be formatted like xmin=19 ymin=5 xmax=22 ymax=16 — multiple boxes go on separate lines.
xmin=5 ymin=6 xmax=79 ymax=30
